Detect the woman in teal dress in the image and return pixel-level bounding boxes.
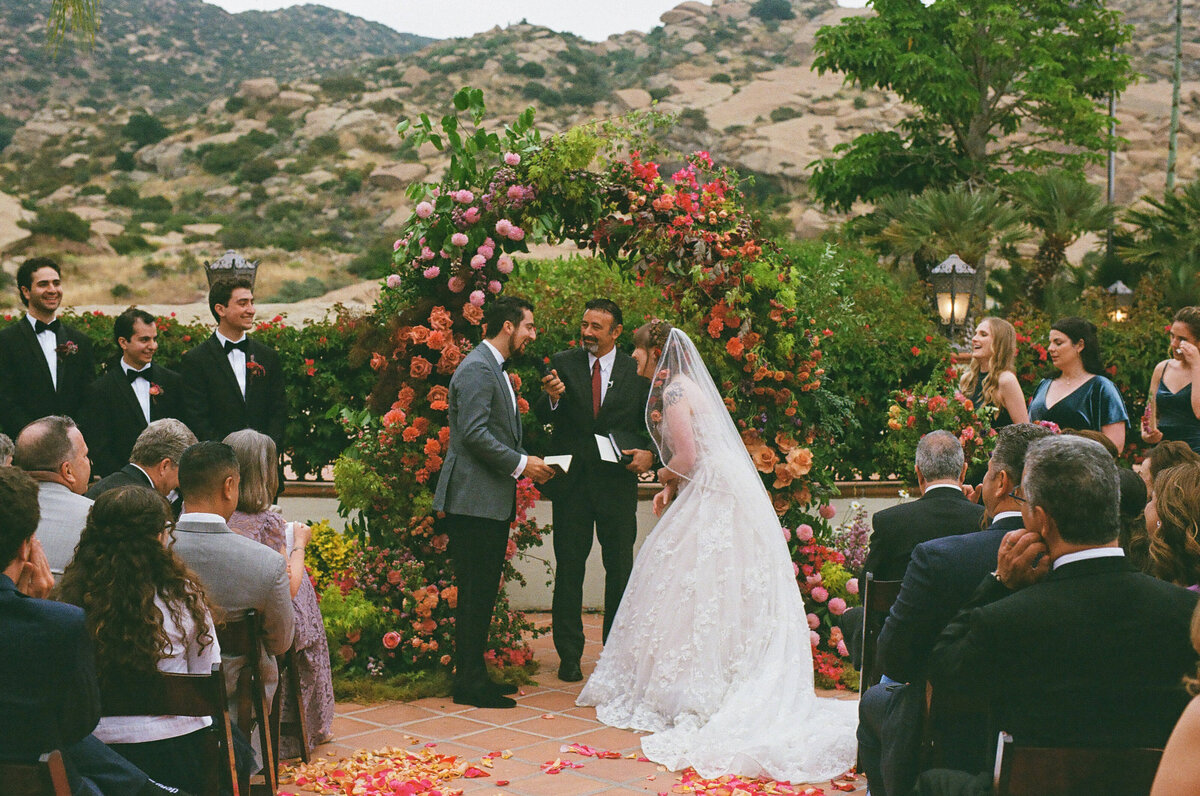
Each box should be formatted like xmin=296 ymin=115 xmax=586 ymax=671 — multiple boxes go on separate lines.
xmin=1142 ymin=307 xmax=1200 ymax=453
xmin=1028 ymin=316 xmax=1129 ymax=452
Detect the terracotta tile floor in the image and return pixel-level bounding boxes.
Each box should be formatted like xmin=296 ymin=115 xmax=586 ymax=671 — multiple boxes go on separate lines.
xmin=284 ymin=613 xmax=865 ymax=794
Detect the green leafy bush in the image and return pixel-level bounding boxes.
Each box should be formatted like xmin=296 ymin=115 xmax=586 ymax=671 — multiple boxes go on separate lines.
xmin=24 ymin=207 xmax=91 ymax=242
xmin=770 ymin=105 xmax=802 ymax=123
xmin=750 ymin=0 xmax=796 ymax=21
xmin=236 ymin=156 xmax=278 ymax=184
xmin=122 ymin=113 xmax=169 ymax=147
xmin=109 ymin=233 xmax=155 ymax=254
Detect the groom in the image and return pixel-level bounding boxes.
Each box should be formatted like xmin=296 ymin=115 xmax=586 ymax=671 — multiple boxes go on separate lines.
xmin=537 ymin=298 xmax=653 ymax=682
xmin=434 ymin=295 xmax=555 ymax=708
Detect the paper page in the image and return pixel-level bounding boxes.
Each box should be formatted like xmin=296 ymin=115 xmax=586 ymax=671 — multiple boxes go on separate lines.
xmin=595 ymin=433 xmax=620 ymax=463
xmin=545 ymin=455 xmax=572 ymax=473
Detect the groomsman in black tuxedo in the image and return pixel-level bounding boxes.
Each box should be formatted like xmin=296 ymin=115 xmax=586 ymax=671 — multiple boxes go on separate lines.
xmin=536 ymin=299 xmax=653 ymax=682
xmin=81 ymin=307 xmax=190 ymax=477
xmin=0 ymin=258 xmax=95 ymax=439
xmin=179 ymin=276 xmax=286 ymax=447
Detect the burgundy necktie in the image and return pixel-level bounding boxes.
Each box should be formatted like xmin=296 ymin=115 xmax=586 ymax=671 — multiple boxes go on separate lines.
xmin=592 ymin=359 xmax=602 ymax=418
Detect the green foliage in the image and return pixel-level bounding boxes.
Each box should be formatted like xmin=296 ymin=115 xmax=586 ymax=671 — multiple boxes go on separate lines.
xmin=709 ymin=73 xmax=733 ymax=84
xmin=24 ymin=207 xmax=91 ymax=242
xmin=113 ymin=150 xmax=137 ymax=171
xmin=271 ymin=276 xmax=327 ymax=302
xmin=122 ymin=113 xmax=169 ymax=148
xmin=306 ymin=135 xmax=341 ymax=158
xmin=1120 ymin=180 xmax=1200 ymax=306
xmin=750 ymin=0 xmax=796 ymax=21
xmin=520 ymin=81 xmax=562 ymax=107
xmin=678 ymin=108 xmax=708 ymax=129
xmin=109 ymin=233 xmax=155 ymax=254
xmin=106 ymin=185 xmax=140 ymax=206
xmin=236 ymin=155 xmax=278 ymax=184
xmin=811 ymin=0 xmax=1136 ymax=210
xmin=769 ymin=106 xmax=801 ymax=123
xmin=320 ymin=74 xmax=367 ymax=99
xmin=0 ymin=114 xmax=21 ymax=152
xmin=224 ymin=96 xmax=247 ymax=114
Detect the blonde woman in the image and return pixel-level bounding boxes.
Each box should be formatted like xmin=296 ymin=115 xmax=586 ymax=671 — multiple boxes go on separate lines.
xmin=959 ymin=317 xmax=1028 ymax=428
xmin=1146 ymin=461 xmax=1200 ymax=592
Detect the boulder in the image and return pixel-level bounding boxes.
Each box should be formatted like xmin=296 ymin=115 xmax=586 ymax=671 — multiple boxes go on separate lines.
xmin=714 ymin=1 xmax=750 ymax=20
xmin=682 ymin=41 xmax=707 ymax=56
xmin=91 ymin=220 xmax=125 ymax=237
xmin=661 ymin=1 xmax=710 ymax=24
xmin=274 ymin=90 xmax=315 ymax=110
xmin=401 ymin=65 xmax=432 ymax=86
xmin=136 ymin=141 xmax=188 ymax=178
xmin=58 ymin=153 xmax=88 ymax=168
xmin=0 ymin=191 xmax=34 ymax=253
xmin=613 ymin=88 xmax=653 ymax=111
xmin=300 ymin=107 xmax=346 ymax=138
xmin=182 ymin=223 xmax=223 ymax=237
xmin=69 ymin=206 xmax=108 ymax=221
xmin=368 ymin=163 xmax=429 ymax=189
xmin=301 ymin=168 xmax=339 ymax=185
xmin=332 ymin=109 xmax=385 ymax=132
xmin=238 ymin=78 xmax=280 ymax=101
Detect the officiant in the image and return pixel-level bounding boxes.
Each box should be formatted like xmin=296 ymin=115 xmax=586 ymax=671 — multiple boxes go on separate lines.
xmin=536 ymin=299 xmax=653 ymax=682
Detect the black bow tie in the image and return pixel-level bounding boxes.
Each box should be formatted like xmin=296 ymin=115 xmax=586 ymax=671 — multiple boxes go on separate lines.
xmin=127 ymin=368 xmax=150 ymax=383
xmin=501 ymin=359 xmax=512 ymax=371
xmin=223 ymin=339 xmax=248 ymax=354
xmin=34 ymin=319 xmax=60 ymax=334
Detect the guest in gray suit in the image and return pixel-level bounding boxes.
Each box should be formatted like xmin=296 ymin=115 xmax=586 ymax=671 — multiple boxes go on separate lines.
xmin=12 ymin=415 xmax=93 ymax=578
xmin=171 ymin=441 xmax=294 ymax=722
xmin=433 ymin=296 xmax=555 ymax=709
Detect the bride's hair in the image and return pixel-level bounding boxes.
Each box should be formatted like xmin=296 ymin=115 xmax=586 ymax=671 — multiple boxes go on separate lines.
xmin=635 ymin=319 xmax=673 ymax=352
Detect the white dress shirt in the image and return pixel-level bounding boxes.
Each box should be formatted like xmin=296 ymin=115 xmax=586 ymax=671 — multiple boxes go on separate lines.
xmin=214 ymin=330 xmax=247 ymax=398
xmin=27 ymin=314 xmax=58 ymax=389
xmin=122 ymin=361 xmax=152 ymax=423
xmin=1052 ymin=546 xmax=1125 ymax=570
xmin=481 ymin=340 xmax=526 ymax=479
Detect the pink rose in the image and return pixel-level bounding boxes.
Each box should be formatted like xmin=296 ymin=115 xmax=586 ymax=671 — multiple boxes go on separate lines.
xmin=415 ymin=201 xmax=434 ymax=219
xmin=470 ymin=254 xmax=486 ymax=269
xmin=782 ymin=526 xmax=792 ymax=541
xmin=837 ymin=640 xmax=849 ymax=657
xmin=393 ymin=239 xmax=404 ymax=251
xmin=793 ymin=561 xmax=800 ymax=576
xmin=469 ymin=290 xmax=486 ymax=307
xmin=796 ymin=523 xmax=814 ymax=541
xmin=504 ymin=152 xmax=521 ymax=166
xmin=497 ymin=254 xmax=514 ymax=274
xmin=450 ymin=232 xmax=468 ymax=247
xmin=463 ymin=206 xmax=480 ymax=224
xmin=422 ymin=266 xmax=440 ymax=279
xmin=453 ymin=189 xmax=474 ymax=204
xmin=386 ymin=274 xmax=402 ymax=289
xmin=420 ymin=246 xmax=435 ymax=261
xmin=382 ymin=631 xmax=401 ymax=649
xmin=828 ymin=597 xmax=847 ymax=616
xmin=810 ymin=586 xmax=828 ymax=603
xmin=448 ymin=276 xmax=465 ymax=293
xmin=495 ymin=218 xmax=512 ymax=236
xmin=507 ymin=226 xmax=525 ymax=241
xmin=846 ymin=578 xmax=859 ymax=595
xmin=818 ymin=505 xmax=837 ymax=520
xmin=477 ymin=245 xmax=494 ymax=259
xmin=807 ymin=613 xmax=820 ymax=629
xmin=809 ymin=630 xmax=821 ymax=647
xmin=488 ymin=280 xmax=502 ymax=294
xmin=484 ymin=236 xmax=495 ymax=248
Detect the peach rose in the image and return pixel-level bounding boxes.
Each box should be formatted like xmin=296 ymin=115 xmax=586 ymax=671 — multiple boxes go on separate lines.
xmin=773 ymin=463 xmax=794 ymax=489
xmin=775 ymin=432 xmax=798 ymax=453
xmin=461 ymin=303 xmax=484 ymax=325
xmin=429 ymin=306 xmax=453 ymax=331
xmin=772 ymin=492 xmax=790 ymax=516
xmin=785 ymin=447 xmax=813 ymax=477
xmin=409 ymin=325 xmax=430 ymax=345
xmin=749 ymin=442 xmax=778 ymax=474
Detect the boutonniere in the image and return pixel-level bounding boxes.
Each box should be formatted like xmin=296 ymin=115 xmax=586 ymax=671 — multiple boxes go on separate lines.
xmin=149 ymin=382 xmax=163 ymax=398
xmin=55 ymin=340 xmax=78 ymax=358
xmin=509 ymin=372 xmax=522 ymax=390
xmin=247 ymin=356 xmax=266 ymax=378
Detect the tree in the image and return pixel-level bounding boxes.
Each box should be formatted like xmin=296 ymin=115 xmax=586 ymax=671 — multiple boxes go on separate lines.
xmin=122 ymin=113 xmax=169 ymax=148
xmin=750 ymin=0 xmax=796 ymax=21
xmin=48 ymin=0 xmax=97 ymax=47
xmin=810 ymin=0 xmax=1135 ymax=211
xmin=1120 ymin=180 xmax=1200 ymax=306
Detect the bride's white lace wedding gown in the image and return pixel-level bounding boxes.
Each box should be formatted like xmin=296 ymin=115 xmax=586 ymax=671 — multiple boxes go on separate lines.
xmin=576 ymin=330 xmax=858 ymax=782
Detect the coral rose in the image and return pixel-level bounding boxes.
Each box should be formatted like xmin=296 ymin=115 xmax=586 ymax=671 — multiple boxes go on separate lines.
xmin=429 ymin=306 xmax=453 ymax=330
xmin=785 ymin=447 xmax=813 ymax=477
xmin=369 ymin=352 xmax=387 ymax=371
xmin=437 ymin=345 xmax=464 ymax=374
xmin=409 ymin=325 xmax=430 ymax=344
xmin=382 ymin=631 xmax=402 ymax=649
xmin=427 ymin=385 xmax=449 ymax=411
xmin=462 ymin=302 xmax=484 ymax=325
xmin=340 ymin=645 xmax=356 ymax=662
xmin=387 ymin=569 xmax=404 ymax=585
xmin=410 ymin=356 xmax=433 ymax=379
xmin=425 ymin=329 xmax=447 ymax=350
xmin=396 ymin=386 xmax=415 ymax=410
xmin=726 ymin=336 xmax=745 ymax=358
xmin=382 ymin=408 xmax=405 ymax=428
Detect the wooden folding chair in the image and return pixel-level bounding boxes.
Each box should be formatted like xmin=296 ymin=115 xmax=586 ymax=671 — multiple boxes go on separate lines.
xmin=0 ymin=750 xmax=73 ymax=796
xmin=992 ymin=731 xmax=1164 ymax=796
xmin=100 ymin=664 xmax=239 ymax=796
xmin=271 ymin=641 xmax=311 ymax=764
xmin=218 ymin=609 xmax=277 ymax=796
xmin=919 ymin=680 xmax=992 ymax=771
xmin=859 ymin=572 xmax=904 ymax=692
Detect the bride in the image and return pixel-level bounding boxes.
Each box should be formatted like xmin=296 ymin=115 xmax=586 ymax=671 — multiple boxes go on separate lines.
xmin=577 ymin=321 xmax=858 ymax=782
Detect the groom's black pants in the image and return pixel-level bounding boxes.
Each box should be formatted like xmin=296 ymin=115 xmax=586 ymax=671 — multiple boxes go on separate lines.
xmin=551 ymin=489 xmax=637 ymax=665
xmin=444 ymin=512 xmax=509 ymax=692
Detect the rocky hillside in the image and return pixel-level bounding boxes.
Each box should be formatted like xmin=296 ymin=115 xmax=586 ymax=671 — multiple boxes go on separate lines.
xmin=0 ymin=0 xmax=1196 ymax=309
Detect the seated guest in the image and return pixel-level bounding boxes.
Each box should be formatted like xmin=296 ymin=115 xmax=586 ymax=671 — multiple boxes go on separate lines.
xmin=1150 ymin=602 xmax=1200 ymax=796
xmin=13 ymin=416 xmax=93 ymax=578
xmin=224 ymin=429 xmax=333 ymax=758
xmin=1118 ymin=466 xmax=1151 ymax=572
xmin=0 ymin=467 xmax=184 ymax=796
xmin=0 ymin=432 xmax=12 ymax=466
xmin=917 ymin=436 xmax=1199 ymax=795
xmin=1142 ymin=440 xmax=1200 ymax=496
xmin=81 ymin=308 xmax=190 ymax=478
xmin=86 ymin=419 xmax=197 ymax=517
xmin=858 ymin=423 xmax=1050 ymax=796
xmin=59 ymin=486 xmax=221 ymax=793
xmin=170 ymin=441 xmax=294 ymax=725
xmin=1062 ymin=427 xmax=1119 ymax=458
xmin=1147 ymin=461 xmax=1200 ymax=590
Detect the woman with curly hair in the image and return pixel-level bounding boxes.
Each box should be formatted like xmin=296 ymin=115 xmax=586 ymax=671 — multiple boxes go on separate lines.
xmin=1147 ymin=461 xmax=1200 ymax=591
xmin=959 ymin=317 xmax=1028 ymax=427
xmin=58 ymin=485 xmax=222 ymax=789
xmin=1150 ymin=602 xmax=1200 ymax=795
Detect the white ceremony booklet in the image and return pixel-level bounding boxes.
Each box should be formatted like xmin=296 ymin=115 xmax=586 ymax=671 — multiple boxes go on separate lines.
xmin=595 ymin=434 xmax=621 ymax=463
xmin=545 ymin=455 xmax=572 ymax=473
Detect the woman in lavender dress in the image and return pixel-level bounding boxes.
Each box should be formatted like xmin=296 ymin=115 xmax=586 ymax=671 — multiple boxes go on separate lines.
xmin=225 ymin=429 xmax=334 ymax=758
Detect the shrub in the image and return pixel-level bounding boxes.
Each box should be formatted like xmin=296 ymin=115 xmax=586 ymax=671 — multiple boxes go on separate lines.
xmin=224 ymin=96 xmax=247 ymax=114
xmin=200 ymin=140 xmax=261 ymax=175
xmin=24 ymin=208 xmax=91 ymax=242
xmin=750 ymin=0 xmax=796 ymax=21
xmin=306 ymin=135 xmax=341 ymax=158
xmin=709 ymin=73 xmax=733 ymax=84
xmin=678 ymin=108 xmax=708 ymax=129
xmin=122 ymin=113 xmax=169 ymax=147
xmin=114 ymin=150 xmax=137 ymax=171
xmin=271 ymin=277 xmax=327 ymax=303
xmin=110 ymin=283 xmax=132 ymax=298
xmin=109 ymin=233 xmax=155 ymax=254
xmin=770 ymin=105 xmax=802 ymax=123
xmin=520 ymin=81 xmax=562 ymax=106
xmin=320 ymin=75 xmax=367 ymax=99
xmin=517 ymin=61 xmax=546 ymax=79
xmin=236 ymin=156 xmax=278 ymax=184
xmin=853 ymin=95 xmax=869 ymax=110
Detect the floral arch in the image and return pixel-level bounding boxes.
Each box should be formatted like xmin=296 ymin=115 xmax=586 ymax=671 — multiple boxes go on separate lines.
xmin=331 ymin=88 xmax=862 ymax=687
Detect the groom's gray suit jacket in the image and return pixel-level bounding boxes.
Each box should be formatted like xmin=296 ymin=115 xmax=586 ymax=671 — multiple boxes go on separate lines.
xmin=433 ymin=342 xmax=524 ymax=522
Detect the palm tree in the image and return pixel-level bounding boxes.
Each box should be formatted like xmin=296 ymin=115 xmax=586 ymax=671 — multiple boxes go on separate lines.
xmin=1008 ymin=170 xmax=1112 ymax=306
xmin=48 ymin=0 xmax=97 ymax=48
xmin=1120 ymin=180 xmax=1200 ymax=306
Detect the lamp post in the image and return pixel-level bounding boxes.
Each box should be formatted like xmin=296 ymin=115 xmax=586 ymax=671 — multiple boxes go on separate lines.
xmin=930 ymin=254 xmax=977 ymax=344
xmin=1107 ymin=280 xmax=1134 ymax=323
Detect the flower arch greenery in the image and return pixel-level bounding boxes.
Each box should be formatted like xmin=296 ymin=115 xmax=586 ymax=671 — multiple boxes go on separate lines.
xmin=332 ymin=87 xmax=864 ymax=687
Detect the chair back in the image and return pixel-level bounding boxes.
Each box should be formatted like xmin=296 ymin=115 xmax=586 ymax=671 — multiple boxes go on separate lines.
xmin=272 ymin=641 xmax=311 ymax=764
xmin=217 ymin=609 xmax=276 ymax=795
xmin=100 ymin=664 xmax=238 ymax=796
xmin=0 ymin=750 xmax=72 ymax=796
xmin=860 ymin=572 xmax=904 ymax=690
xmin=993 ymin=731 xmax=1164 ymax=796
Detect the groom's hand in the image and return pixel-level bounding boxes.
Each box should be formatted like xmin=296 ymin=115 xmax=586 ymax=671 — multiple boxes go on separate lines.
xmin=623 ymin=449 xmax=653 ymax=474
xmin=522 ymin=456 xmax=556 ymax=484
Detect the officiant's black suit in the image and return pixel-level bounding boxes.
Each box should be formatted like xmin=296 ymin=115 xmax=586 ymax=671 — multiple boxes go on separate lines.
xmin=178 ymin=334 xmax=286 ymax=446
xmin=535 ymin=347 xmax=651 ymax=666
xmin=930 ymin=556 xmax=1199 ymax=757
xmin=0 ymin=318 xmax=95 ymax=438
xmin=80 ymin=360 xmax=189 ymax=477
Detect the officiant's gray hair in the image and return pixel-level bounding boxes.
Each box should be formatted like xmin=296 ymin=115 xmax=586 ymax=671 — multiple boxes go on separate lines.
xmin=132 ymin=419 xmax=197 ymax=467
xmin=1023 ymin=435 xmax=1119 ymax=545
xmin=915 ymin=430 xmax=965 ymax=482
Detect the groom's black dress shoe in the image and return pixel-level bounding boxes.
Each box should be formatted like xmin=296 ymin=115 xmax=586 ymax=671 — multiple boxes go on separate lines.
xmin=486 ymin=680 xmax=519 ymax=695
xmin=558 ymin=661 xmax=583 ymax=682
xmin=453 ymin=687 xmax=516 ymax=709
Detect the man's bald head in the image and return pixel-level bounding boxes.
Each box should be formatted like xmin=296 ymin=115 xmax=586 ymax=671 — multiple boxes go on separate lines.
xmin=13 ymin=416 xmax=90 ymax=494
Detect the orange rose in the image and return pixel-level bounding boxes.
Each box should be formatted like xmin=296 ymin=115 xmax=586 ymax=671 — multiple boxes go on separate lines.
xmin=370 ymin=352 xmax=387 ymax=371
xmin=773 ymin=463 xmax=794 ymax=489
xmin=441 ymin=585 xmax=457 ymax=608
xmin=409 ymin=325 xmax=430 ymax=344
xmin=775 ymin=432 xmax=798 ymax=453
xmin=438 ymin=426 xmax=450 ymax=446
xmin=427 ymin=385 xmax=449 ymax=411
xmin=426 ymin=329 xmax=448 ymax=350
xmin=726 ymin=336 xmax=745 ymax=358
xmin=396 ymin=386 xmax=415 ymax=410
xmin=424 ymin=438 xmax=440 ymax=455
xmin=461 ymin=303 xmax=484 ymax=325
xmin=429 ymin=306 xmax=453 ymax=331
xmin=785 ymin=447 xmax=813 ymax=477
xmin=517 ymin=397 xmax=529 ymax=414
xmin=437 ymin=345 xmax=464 ymax=374
xmin=402 ymin=426 xmax=420 ymax=442
xmin=410 ymin=356 xmax=433 ymax=379
xmin=382 ymin=408 xmax=406 ymax=428
xmin=772 ymin=492 xmax=790 ymax=516
xmin=747 ymin=441 xmax=778 ymax=473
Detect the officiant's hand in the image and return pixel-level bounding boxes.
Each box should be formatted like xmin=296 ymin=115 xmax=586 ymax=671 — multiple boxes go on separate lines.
xmin=541 ymin=370 xmax=565 ymax=402
xmin=523 ymin=456 xmax=556 ymax=484
xmin=994 ymin=529 xmax=1050 ymax=591
xmin=624 ymin=449 xmax=653 ymax=474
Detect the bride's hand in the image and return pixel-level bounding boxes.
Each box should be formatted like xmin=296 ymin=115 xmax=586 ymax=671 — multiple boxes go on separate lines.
xmin=652 ymin=485 xmax=674 ymax=517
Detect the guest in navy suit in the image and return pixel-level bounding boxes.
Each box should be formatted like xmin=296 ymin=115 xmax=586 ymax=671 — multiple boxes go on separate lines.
xmin=81 ymin=308 xmax=190 ymax=478
xmin=0 ymin=258 xmax=95 ymax=439
xmin=179 ymin=277 xmax=286 ymax=448
xmin=857 ymin=423 xmax=1053 ymax=796
xmin=86 ymin=419 xmax=197 ymax=519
